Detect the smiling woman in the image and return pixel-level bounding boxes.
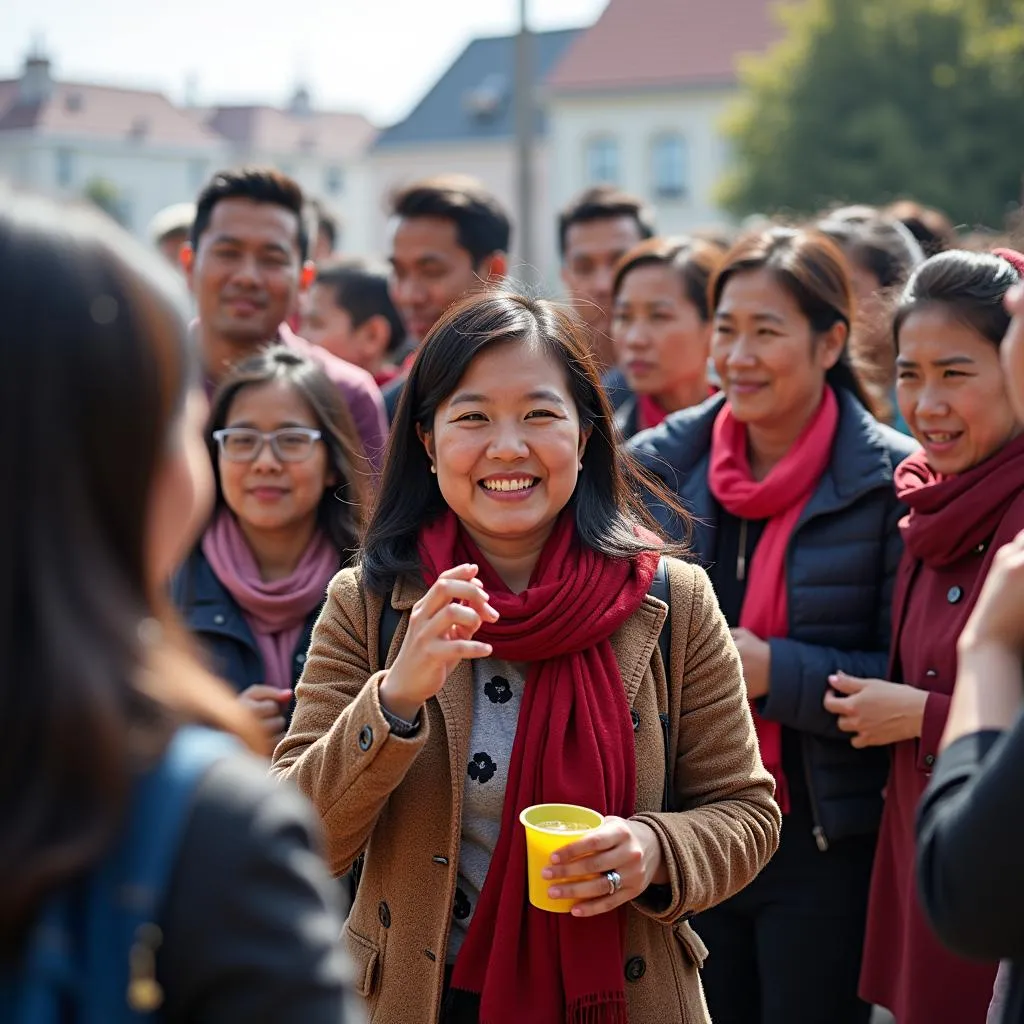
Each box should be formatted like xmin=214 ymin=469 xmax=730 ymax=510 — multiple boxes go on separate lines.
xmin=629 ymin=227 xmax=917 ymax=1024
xmin=271 ymin=291 xmax=781 ymax=1024
xmin=850 ymin=249 xmax=1024 ymax=1024
xmin=171 ymin=346 xmax=371 ymax=744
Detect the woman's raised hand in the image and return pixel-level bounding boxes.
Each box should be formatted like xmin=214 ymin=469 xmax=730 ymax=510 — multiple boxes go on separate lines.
xmin=379 ymin=564 xmax=499 ymax=722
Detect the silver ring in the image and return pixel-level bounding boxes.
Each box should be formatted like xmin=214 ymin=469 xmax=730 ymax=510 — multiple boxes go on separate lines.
xmin=605 ymin=870 xmax=622 ymax=895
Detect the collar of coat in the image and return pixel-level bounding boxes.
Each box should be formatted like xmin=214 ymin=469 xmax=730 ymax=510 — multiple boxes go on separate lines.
xmin=629 ymin=388 xmax=916 ymax=514
xmin=384 ymin=569 xmax=670 ymax=709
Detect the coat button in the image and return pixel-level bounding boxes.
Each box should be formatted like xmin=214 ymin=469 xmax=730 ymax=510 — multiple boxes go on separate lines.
xmin=925 ymin=753 xmax=936 ymax=767
xmin=358 ymin=725 xmax=373 ymax=751
xmin=947 ymin=586 xmax=963 ymax=604
xmin=624 ymin=956 xmax=646 ymax=982
xmin=975 ymin=542 xmax=987 ymax=554
xmin=925 ymin=669 xmax=938 ymax=678
xmin=213 ymin=614 xmax=226 ymax=625
xmin=378 ymin=901 xmax=391 ymax=928
xmin=630 ymin=709 xmax=640 ymax=732
xmin=296 ymin=652 xmax=307 ymax=664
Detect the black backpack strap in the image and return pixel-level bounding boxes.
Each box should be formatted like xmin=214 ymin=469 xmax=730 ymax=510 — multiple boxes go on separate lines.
xmin=378 ymin=591 xmax=402 ymax=671
xmin=649 ymin=558 xmax=674 ymax=813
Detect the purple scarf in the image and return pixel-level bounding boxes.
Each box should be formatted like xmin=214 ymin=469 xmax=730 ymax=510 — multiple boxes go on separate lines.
xmin=201 ymin=509 xmax=339 ymax=688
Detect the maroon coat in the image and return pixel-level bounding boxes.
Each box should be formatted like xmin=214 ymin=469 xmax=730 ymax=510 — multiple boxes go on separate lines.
xmin=860 ymin=487 xmax=1024 ymax=1024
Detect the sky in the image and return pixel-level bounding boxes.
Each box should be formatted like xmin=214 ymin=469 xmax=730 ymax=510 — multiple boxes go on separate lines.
xmin=2 ymin=0 xmax=608 ymax=126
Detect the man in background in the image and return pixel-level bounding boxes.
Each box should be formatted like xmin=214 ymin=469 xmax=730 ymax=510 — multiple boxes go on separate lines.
xmin=149 ymin=201 xmax=195 ymax=271
xmin=184 ymin=167 xmax=387 ymax=472
xmin=302 ymin=258 xmax=405 ymax=389
xmin=558 ymin=186 xmax=655 ymax=407
xmin=382 ymin=175 xmax=510 ymax=419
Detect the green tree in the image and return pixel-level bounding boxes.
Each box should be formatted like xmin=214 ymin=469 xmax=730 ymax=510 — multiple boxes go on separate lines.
xmin=719 ymin=0 xmax=1024 ymax=227
xmin=82 ymin=177 xmax=127 ymax=226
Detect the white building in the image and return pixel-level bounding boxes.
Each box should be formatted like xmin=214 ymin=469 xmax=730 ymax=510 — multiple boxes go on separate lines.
xmin=545 ymin=0 xmax=777 ymax=239
xmin=200 ymin=92 xmax=378 ymax=255
xmin=0 ymin=52 xmax=379 ymax=250
xmin=0 ymin=54 xmax=228 ymax=236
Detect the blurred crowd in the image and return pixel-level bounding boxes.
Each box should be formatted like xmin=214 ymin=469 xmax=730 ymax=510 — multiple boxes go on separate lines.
xmin=2 ymin=160 xmax=1024 ymax=1024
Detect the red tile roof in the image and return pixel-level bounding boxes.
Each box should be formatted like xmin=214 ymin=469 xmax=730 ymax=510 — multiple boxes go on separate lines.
xmin=202 ymin=106 xmax=377 ymax=161
xmin=0 ymin=79 xmax=224 ymax=148
xmin=547 ymin=0 xmax=779 ymax=94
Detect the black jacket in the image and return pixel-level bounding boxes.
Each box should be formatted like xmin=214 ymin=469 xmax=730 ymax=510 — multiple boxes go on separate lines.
xmin=160 ymin=753 xmax=363 ymax=1023
xmin=171 ymin=548 xmax=327 ymax=721
xmin=629 ymin=390 xmax=918 ymax=846
xmin=918 ymin=726 xmax=1024 ymax=1023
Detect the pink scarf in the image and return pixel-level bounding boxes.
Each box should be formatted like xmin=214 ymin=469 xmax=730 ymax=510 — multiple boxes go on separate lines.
xmin=201 ymin=509 xmax=340 ymax=689
xmin=708 ymin=387 xmax=840 ymax=813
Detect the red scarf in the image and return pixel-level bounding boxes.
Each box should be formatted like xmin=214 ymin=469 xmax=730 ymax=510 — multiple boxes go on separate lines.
xmin=418 ymin=511 xmax=658 ymax=1024
xmin=895 ymin=432 xmax=1024 ymax=568
xmin=636 ymin=387 xmax=718 ymax=432
xmin=637 ymin=393 xmax=670 ymax=432
xmin=373 ymin=365 xmax=400 ymax=388
xmin=707 ymin=387 xmax=840 ymax=813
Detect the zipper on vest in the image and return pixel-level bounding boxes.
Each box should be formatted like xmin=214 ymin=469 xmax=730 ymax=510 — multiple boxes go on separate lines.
xmin=737 ymin=519 xmax=748 ymax=582
xmin=800 ymin=734 xmax=830 ymax=851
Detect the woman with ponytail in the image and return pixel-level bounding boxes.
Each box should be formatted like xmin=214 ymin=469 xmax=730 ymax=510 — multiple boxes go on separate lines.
xmin=272 ymin=291 xmax=780 ymax=1023
xmin=631 ymin=226 xmax=916 ymax=1023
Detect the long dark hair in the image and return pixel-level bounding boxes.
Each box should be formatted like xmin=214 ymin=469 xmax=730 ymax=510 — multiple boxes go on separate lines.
xmin=894 ymin=249 xmax=1022 ymax=349
xmin=0 ymin=193 xmax=260 ymax=950
xmin=710 ymin=227 xmax=878 ymax=415
xmin=206 ymin=346 xmax=370 ymax=560
xmin=361 ymin=292 xmax=687 ymax=594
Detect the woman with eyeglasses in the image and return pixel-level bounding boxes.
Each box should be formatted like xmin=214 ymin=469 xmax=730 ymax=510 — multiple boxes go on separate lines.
xmin=173 ymin=346 xmax=371 ymax=742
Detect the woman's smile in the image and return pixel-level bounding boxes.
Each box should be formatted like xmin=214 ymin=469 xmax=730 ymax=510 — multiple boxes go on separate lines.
xmin=479 ymin=474 xmax=542 ymax=500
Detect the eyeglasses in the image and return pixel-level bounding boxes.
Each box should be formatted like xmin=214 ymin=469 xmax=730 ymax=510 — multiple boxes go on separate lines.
xmin=212 ymin=427 xmax=323 ymax=463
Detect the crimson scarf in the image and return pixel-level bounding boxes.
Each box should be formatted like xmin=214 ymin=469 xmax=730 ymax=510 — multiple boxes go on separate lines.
xmin=707 ymin=387 xmax=840 ymax=813
xmin=201 ymin=509 xmax=339 ymax=688
xmin=636 ymin=387 xmax=718 ymax=433
xmin=895 ymin=431 xmax=1024 ymax=568
xmin=637 ymin=393 xmax=670 ymax=432
xmin=418 ymin=511 xmax=658 ymax=1024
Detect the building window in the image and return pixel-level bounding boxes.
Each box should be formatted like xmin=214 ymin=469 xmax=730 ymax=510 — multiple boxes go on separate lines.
xmin=324 ymin=166 xmax=344 ymax=196
xmin=585 ymin=136 xmax=619 ymax=185
xmin=55 ymin=147 xmax=76 ymax=188
xmin=651 ymin=134 xmax=689 ymax=200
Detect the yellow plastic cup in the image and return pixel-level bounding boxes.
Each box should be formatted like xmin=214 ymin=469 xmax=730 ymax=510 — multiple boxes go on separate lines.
xmin=519 ymin=803 xmax=603 ymax=913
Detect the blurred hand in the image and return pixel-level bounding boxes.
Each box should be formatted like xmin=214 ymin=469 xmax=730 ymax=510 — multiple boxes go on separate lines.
xmin=730 ymin=627 xmax=770 ymax=699
xmin=239 ymin=684 xmax=292 ymax=739
xmin=542 ymin=816 xmax=668 ymax=917
xmin=959 ymin=530 xmax=1024 ymax=657
xmin=379 ymin=564 xmax=498 ymax=722
xmin=823 ymin=672 xmax=927 ymax=747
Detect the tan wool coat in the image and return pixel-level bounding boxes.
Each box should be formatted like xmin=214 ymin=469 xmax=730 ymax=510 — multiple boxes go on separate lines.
xmin=272 ymin=556 xmax=781 ymax=1024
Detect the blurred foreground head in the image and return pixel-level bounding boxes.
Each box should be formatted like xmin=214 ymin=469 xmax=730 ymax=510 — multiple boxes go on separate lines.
xmin=0 ymin=190 xmax=257 ymax=945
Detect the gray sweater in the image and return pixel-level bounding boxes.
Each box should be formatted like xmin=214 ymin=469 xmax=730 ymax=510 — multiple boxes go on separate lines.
xmin=446 ymin=656 xmax=527 ymax=962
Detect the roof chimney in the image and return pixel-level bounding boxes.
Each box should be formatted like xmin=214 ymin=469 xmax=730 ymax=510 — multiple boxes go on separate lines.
xmin=19 ymin=48 xmax=54 ymax=106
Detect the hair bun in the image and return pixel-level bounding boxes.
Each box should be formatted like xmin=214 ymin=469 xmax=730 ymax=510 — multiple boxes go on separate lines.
xmin=992 ymin=247 xmax=1024 ymax=279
